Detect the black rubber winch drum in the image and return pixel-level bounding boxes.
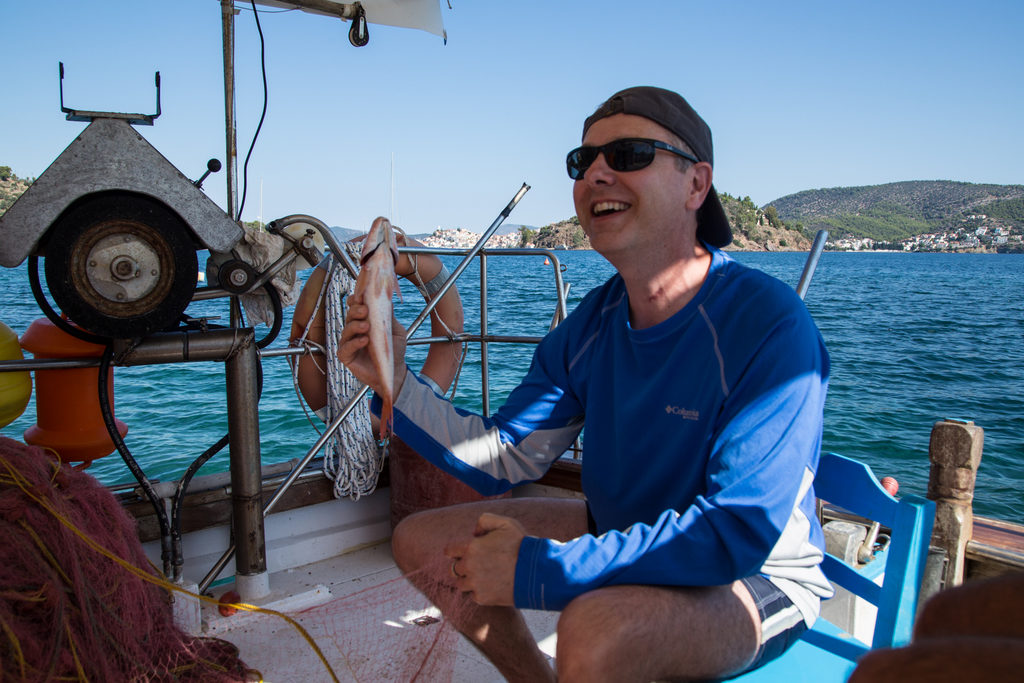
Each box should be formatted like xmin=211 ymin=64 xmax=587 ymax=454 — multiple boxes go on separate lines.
xmin=43 ymin=192 xmax=198 ymax=339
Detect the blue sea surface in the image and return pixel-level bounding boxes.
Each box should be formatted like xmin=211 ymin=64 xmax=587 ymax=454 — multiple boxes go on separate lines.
xmin=1 ymin=250 xmax=1021 ymax=522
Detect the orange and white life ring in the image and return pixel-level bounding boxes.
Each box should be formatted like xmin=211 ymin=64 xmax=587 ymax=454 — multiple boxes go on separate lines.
xmin=289 ymin=231 xmax=464 ymax=413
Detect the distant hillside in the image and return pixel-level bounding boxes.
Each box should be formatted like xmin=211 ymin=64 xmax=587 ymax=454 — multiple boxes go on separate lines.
xmin=330 ymin=226 xmax=364 ymax=242
xmin=525 ymin=193 xmax=811 ymax=252
xmin=718 ymin=192 xmax=811 ymax=251
xmin=768 ymin=180 xmax=1024 ymax=243
xmin=521 ymin=217 xmax=590 ymax=250
xmin=0 ymin=167 xmax=32 ymax=215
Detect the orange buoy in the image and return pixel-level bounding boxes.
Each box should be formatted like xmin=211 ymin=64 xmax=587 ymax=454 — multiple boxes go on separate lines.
xmin=218 ymin=590 xmax=242 ymax=617
xmin=19 ymin=318 xmax=128 ymax=466
xmin=880 ymin=476 xmax=899 ymax=496
xmin=0 ymin=321 xmax=32 ymax=429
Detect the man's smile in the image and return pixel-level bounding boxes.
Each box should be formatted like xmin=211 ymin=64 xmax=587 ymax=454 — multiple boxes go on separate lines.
xmin=591 ymin=200 xmax=631 ymax=217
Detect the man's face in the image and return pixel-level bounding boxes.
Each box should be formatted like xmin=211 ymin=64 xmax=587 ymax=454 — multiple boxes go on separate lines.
xmin=572 ymin=113 xmax=696 ymax=262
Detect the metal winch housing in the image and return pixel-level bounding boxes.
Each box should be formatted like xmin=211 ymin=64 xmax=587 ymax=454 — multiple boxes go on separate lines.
xmin=0 ymin=117 xmax=243 ymax=338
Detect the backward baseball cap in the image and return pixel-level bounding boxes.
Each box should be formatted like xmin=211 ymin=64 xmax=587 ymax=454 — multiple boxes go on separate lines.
xmin=582 ymin=86 xmax=733 ymax=247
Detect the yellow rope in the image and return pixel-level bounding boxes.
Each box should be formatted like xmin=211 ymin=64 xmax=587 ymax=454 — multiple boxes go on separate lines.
xmin=64 ymin=620 xmax=88 ymax=682
xmin=20 ymin=518 xmax=74 ymax=585
xmin=0 ymin=613 xmax=28 ymax=680
xmin=0 ymin=453 xmax=341 ymax=683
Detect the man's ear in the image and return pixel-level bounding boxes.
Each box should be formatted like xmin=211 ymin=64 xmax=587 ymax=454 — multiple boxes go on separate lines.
xmin=685 ymin=162 xmax=713 ymax=212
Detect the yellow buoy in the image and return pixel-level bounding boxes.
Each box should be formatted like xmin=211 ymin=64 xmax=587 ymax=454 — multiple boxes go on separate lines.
xmin=0 ymin=320 xmax=32 ymax=429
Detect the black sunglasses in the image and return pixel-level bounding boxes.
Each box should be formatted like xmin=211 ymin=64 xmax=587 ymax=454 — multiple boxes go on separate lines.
xmin=566 ymin=138 xmax=700 ymax=180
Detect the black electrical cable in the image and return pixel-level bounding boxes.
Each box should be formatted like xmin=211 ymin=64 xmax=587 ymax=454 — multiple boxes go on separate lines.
xmin=31 ymin=253 xmax=198 ymax=341
xmin=237 ymin=0 xmax=270 ymax=221
xmin=255 ymin=281 xmax=283 ymax=348
xmin=169 ymin=327 xmax=267 ymax=578
xmin=98 ymin=345 xmax=173 ymax=577
xmin=94 ymin=320 xmax=268 ymax=581
xmin=171 ymin=432 xmax=230 ymax=581
xmin=27 ymin=255 xmax=109 ymax=345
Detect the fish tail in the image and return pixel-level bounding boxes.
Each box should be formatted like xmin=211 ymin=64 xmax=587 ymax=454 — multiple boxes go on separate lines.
xmin=379 ymin=398 xmax=394 ymax=445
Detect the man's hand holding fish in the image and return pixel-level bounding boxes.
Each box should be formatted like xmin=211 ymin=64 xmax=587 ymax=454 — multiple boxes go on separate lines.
xmin=338 ymin=294 xmax=407 ymax=399
xmin=340 ymin=216 xmax=405 ymax=441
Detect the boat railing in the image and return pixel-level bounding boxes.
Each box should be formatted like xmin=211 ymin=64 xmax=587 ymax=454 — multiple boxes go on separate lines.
xmin=5 ymin=218 xmax=1022 ymax=601
xmin=396 ymin=244 xmax=571 ymax=418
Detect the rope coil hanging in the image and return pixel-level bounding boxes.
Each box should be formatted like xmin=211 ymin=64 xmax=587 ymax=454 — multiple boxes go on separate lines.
xmin=291 ymin=250 xmax=381 ymax=500
xmin=290 ymin=233 xmax=466 ymax=500
xmin=323 ymin=253 xmax=384 ymax=498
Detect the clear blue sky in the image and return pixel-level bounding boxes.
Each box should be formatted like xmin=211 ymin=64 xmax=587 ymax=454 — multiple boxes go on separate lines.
xmin=3 ymin=1 xmax=1022 ymax=235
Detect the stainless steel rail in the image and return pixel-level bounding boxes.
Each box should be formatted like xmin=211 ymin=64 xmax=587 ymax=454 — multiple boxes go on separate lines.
xmin=796 ymin=229 xmax=829 ymax=300
xmin=197 ymin=183 xmax=533 ymax=592
xmin=399 ymin=245 xmax=569 ymax=416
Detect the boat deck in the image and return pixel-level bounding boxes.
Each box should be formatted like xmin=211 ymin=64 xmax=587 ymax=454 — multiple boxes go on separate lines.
xmin=967 ymin=515 xmax=1024 ymax=580
xmin=199 ymin=538 xmax=559 ymax=682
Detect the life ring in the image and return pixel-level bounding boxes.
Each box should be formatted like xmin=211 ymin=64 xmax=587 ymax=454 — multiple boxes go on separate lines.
xmin=289 ymin=231 xmax=464 ymax=413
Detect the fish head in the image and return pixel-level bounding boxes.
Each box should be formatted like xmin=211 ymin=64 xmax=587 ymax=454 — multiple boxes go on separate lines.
xmin=361 ymin=216 xmax=400 ymax=267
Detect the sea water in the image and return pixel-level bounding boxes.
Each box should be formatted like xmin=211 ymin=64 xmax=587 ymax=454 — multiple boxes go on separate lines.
xmin=1 ymin=251 xmax=1021 ymax=522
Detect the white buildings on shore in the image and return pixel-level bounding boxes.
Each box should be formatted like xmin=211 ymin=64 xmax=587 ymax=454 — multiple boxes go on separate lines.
xmin=828 ymin=217 xmax=1021 ymax=252
xmin=418 ymin=227 xmax=521 ymax=249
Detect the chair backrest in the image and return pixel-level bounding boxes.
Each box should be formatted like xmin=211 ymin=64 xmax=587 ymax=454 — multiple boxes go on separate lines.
xmin=809 ymin=452 xmax=936 ymax=656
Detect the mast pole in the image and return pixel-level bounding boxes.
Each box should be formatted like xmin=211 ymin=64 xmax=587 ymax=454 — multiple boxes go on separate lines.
xmin=221 ymin=0 xmax=239 ymax=220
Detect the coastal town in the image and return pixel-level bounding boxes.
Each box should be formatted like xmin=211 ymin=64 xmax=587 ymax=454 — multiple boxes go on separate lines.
xmin=828 ymin=217 xmax=1022 ymax=252
xmin=418 ymin=219 xmax=1024 ymax=253
xmin=418 ymin=227 xmax=525 ymax=249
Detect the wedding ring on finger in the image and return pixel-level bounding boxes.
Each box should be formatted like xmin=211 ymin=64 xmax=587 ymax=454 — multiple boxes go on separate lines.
xmin=450 ymin=559 xmax=463 ymax=579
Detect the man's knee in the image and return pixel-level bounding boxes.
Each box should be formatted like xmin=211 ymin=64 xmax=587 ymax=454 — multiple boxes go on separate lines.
xmin=391 ymin=508 xmax=439 ymax=572
xmin=555 ymin=583 xmax=761 ymax=681
xmin=556 ymin=591 xmax=631 ymax=680
xmin=392 ymin=501 xmax=501 ymax=572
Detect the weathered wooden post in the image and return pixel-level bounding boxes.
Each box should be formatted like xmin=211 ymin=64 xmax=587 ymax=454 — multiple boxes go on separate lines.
xmin=927 ymin=418 xmax=984 ymax=588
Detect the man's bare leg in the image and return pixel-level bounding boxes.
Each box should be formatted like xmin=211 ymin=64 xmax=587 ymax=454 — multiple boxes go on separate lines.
xmin=391 ymin=497 xmax=588 ymax=682
xmin=555 ymin=581 xmax=761 ymax=682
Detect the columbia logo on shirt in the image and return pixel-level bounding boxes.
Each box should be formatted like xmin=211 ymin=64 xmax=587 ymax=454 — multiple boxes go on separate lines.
xmin=665 ymin=405 xmax=700 ymax=420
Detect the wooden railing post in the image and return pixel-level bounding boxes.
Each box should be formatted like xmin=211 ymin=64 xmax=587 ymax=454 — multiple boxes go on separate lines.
xmin=927 ymin=419 xmax=984 ymax=588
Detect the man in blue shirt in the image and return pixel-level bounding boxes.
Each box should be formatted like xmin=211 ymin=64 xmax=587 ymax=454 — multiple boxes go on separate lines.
xmin=340 ymin=86 xmax=831 ymax=681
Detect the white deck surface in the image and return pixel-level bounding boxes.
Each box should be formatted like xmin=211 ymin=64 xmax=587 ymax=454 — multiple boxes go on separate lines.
xmin=202 ymin=540 xmax=559 ymax=682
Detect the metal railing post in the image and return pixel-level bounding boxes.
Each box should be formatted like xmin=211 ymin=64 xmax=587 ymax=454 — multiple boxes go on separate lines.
xmin=224 ymin=329 xmax=269 ymax=599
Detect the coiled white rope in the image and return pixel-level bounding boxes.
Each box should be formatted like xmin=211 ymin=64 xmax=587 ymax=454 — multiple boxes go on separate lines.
xmin=322 ymin=252 xmax=385 ymax=499
xmin=291 ymin=240 xmax=466 ymax=499
xmin=291 ymin=251 xmax=382 ymax=500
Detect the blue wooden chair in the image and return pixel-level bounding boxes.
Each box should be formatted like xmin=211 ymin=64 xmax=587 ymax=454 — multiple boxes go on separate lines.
xmin=735 ymin=451 xmax=936 ymax=682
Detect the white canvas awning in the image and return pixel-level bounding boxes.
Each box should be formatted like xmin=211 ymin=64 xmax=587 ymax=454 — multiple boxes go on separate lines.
xmin=252 ymin=0 xmax=446 ymax=39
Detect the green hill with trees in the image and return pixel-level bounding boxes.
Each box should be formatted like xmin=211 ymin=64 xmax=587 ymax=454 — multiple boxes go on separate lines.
xmin=521 ymin=192 xmax=812 ymax=252
xmin=0 ymin=166 xmax=33 ymax=215
xmin=767 ymin=181 xmax=1024 ymax=245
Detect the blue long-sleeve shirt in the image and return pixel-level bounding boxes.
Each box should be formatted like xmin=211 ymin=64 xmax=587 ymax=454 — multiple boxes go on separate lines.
xmin=382 ymin=247 xmax=833 ymax=624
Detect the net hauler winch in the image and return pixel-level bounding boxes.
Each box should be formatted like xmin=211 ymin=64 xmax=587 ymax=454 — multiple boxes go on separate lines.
xmin=0 ymin=63 xmax=243 ymax=340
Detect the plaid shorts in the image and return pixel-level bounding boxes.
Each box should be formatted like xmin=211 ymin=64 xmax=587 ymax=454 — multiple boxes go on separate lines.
xmin=728 ymin=574 xmax=808 ymax=677
xmin=584 ymin=507 xmax=807 ymax=678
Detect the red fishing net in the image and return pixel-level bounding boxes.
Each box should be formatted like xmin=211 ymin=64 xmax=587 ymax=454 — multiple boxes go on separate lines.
xmin=291 ymin=569 xmax=460 ymax=681
xmin=201 ymin=547 xmax=470 ymax=681
xmin=0 ymin=436 xmax=249 ymax=682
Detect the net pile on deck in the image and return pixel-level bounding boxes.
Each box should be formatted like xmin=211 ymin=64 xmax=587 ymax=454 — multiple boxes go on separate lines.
xmin=0 ymin=436 xmax=248 ymax=682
